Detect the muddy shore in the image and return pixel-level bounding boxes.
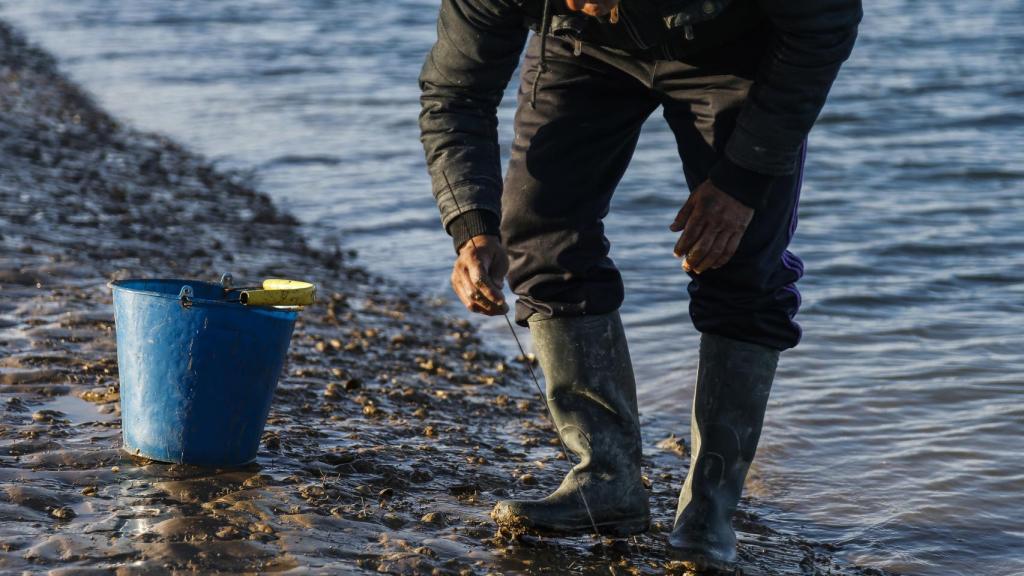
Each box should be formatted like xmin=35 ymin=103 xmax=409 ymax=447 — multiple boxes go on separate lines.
xmin=1 ymin=21 xmax=896 ymax=575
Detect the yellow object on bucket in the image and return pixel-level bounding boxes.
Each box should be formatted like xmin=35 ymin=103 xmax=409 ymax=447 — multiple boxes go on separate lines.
xmin=239 ymin=279 xmax=316 ymax=308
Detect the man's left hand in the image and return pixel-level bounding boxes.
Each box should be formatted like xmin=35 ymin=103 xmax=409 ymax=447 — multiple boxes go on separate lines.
xmin=670 ymin=180 xmax=754 ymax=274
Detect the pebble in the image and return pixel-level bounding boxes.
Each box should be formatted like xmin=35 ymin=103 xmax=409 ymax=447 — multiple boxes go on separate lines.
xmin=382 ymin=512 xmax=405 ymax=528
xmin=420 ymin=512 xmax=446 ymax=525
xmin=51 ymin=506 xmax=75 ymax=520
xmin=519 ymin=474 xmax=537 ymax=485
xmin=32 ymin=409 xmax=66 ymax=424
xmin=264 ymin=434 xmax=281 ymax=450
xmin=81 ymin=486 xmax=97 ymax=496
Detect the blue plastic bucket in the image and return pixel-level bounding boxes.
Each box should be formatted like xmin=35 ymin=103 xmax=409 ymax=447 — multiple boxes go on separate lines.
xmin=111 ymin=279 xmax=298 ymax=467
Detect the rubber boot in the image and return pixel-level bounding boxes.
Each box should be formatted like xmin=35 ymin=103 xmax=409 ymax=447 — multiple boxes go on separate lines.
xmin=491 ymin=312 xmax=650 ymax=537
xmin=669 ymin=334 xmax=779 ymax=572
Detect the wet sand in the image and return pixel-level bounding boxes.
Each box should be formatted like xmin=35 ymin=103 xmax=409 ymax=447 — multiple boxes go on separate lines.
xmin=1 ymin=21 xmax=896 ymax=575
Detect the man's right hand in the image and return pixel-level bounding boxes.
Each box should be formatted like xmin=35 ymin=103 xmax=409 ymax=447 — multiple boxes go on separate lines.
xmin=451 ymin=235 xmax=509 ymax=316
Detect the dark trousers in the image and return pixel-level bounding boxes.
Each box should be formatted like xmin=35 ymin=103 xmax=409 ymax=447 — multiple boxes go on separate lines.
xmin=502 ymin=32 xmax=804 ymax=351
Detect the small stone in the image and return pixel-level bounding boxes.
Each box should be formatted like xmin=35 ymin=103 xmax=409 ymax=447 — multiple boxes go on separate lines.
xmin=81 ymin=486 xmax=98 ymax=496
xmin=315 ymin=341 xmax=327 ymax=353
xmin=362 ymin=404 xmax=380 ymax=417
xmin=111 ymin=466 xmax=121 ymax=473
xmin=264 ymin=433 xmax=281 ymax=450
xmin=421 ymin=512 xmax=446 ymax=525
xmin=378 ymin=488 xmax=394 ymax=501
xmin=343 ymin=378 xmax=362 ymax=391
xmin=382 ymin=512 xmax=405 ymax=528
xmin=51 ymin=506 xmax=75 ymax=520
xmin=32 ymin=409 xmax=66 ymax=424
xmin=216 ymin=526 xmax=239 ymax=539
xmin=519 ymin=474 xmax=537 ymax=486
xmin=329 ymin=338 xmax=342 ymax=350
xmin=300 ymin=485 xmax=327 ymax=500
xmin=423 ymin=425 xmax=437 ymax=437
xmin=252 ymin=522 xmax=275 ymax=534
xmin=656 ymin=433 xmax=689 ymax=458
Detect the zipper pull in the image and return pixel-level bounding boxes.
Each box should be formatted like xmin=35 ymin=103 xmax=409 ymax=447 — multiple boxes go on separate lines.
xmin=573 ymin=38 xmax=583 ymax=56
xmin=684 ymin=24 xmax=694 ymax=41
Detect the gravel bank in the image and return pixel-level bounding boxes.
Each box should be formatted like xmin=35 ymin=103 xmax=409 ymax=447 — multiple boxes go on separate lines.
xmin=0 ymin=20 xmax=896 ymax=576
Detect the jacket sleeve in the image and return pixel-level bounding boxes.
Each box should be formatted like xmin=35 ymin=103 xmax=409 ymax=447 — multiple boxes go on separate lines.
xmin=715 ymin=0 xmax=862 ymax=207
xmin=419 ymin=0 xmax=528 ymax=242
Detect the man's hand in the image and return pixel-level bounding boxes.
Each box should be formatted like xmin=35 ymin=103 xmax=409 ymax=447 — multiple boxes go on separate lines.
xmin=670 ymin=180 xmax=755 ymax=275
xmin=452 ymin=235 xmax=509 ymax=315
xmin=566 ymin=0 xmax=619 ymax=17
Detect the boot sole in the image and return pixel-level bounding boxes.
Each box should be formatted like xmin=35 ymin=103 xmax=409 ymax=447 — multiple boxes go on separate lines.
xmin=669 ymin=549 xmax=736 ymax=574
xmin=501 ymin=515 xmax=650 ymax=538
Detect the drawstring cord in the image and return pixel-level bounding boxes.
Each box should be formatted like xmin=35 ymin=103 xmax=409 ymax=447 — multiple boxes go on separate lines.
xmin=529 ymin=0 xmax=553 ymax=109
xmin=530 ymin=2 xmax=619 ymax=109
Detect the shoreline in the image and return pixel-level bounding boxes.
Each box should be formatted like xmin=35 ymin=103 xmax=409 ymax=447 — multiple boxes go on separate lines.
xmin=0 ymin=20 xmax=896 ymax=575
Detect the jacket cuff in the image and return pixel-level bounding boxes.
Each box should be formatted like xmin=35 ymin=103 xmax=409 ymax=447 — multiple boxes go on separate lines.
xmin=708 ymin=155 xmax=777 ymax=210
xmin=447 ymin=209 xmax=501 ymax=253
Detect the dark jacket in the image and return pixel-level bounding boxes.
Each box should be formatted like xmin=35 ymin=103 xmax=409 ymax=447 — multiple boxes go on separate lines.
xmin=420 ymin=0 xmax=862 ymax=243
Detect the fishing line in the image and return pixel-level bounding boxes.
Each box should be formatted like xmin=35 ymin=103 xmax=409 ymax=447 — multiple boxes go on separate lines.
xmin=441 ymin=171 xmax=601 ymax=539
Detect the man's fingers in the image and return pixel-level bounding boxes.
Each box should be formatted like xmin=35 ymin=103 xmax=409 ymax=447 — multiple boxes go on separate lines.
xmin=674 ymin=214 xmax=706 ymax=259
xmin=566 ymin=0 xmax=617 ymax=16
xmin=466 ymin=261 xmax=507 ymax=311
xmin=670 ymin=197 xmax=696 ymax=233
xmin=694 ymin=234 xmax=729 ymax=274
xmin=683 ymin=230 xmax=721 ymax=274
xmin=456 ymin=264 xmax=507 ymax=316
xmin=708 ymin=232 xmax=743 ymax=270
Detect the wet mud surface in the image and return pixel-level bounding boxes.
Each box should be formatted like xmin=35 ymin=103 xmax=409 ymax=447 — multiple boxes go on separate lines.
xmin=1 ymin=21 xmax=897 ymax=575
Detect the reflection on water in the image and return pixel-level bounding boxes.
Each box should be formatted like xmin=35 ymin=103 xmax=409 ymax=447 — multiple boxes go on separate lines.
xmin=4 ymin=1 xmax=1022 ymax=574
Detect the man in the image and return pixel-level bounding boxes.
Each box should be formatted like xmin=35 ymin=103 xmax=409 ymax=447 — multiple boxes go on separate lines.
xmin=419 ymin=0 xmax=860 ymax=571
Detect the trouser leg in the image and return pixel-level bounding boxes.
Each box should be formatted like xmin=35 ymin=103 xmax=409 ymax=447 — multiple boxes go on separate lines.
xmin=502 ymin=34 xmax=659 ymax=326
xmin=654 ymin=33 xmax=797 ymax=569
xmin=492 ymin=35 xmax=659 ymax=537
xmin=656 ymin=32 xmax=804 ymax=352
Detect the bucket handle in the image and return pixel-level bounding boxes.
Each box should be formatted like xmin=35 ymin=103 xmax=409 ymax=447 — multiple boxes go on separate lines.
xmin=178 ymin=285 xmax=194 ymax=309
xmin=238 ymin=279 xmax=316 ymax=308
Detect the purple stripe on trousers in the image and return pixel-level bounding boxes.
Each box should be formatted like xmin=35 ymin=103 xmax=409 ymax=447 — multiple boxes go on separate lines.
xmin=781 ymin=141 xmax=808 ymax=316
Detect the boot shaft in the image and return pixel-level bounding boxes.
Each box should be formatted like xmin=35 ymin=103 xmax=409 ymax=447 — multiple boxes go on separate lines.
xmin=676 ymin=333 xmax=779 ymax=528
xmin=528 ymin=312 xmax=643 ymax=469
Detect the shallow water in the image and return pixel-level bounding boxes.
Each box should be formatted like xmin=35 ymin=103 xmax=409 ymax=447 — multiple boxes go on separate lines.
xmin=3 ymin=1 xmax=1022 ymax=574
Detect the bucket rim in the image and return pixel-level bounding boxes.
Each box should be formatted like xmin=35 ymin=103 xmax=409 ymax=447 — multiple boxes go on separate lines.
xmin=111 ymin=278 xmax=299 ymax=318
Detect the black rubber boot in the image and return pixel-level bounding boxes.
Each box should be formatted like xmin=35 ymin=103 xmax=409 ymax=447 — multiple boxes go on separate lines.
xmin=669 ymin=334 xmax=779 ymax=572
xmin=491 ymin=312 xmax=650 ymax=537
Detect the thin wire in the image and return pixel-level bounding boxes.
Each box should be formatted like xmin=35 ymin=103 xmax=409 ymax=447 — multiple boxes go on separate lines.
xmin=441 ymin=171 xmax=601 ymax=538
